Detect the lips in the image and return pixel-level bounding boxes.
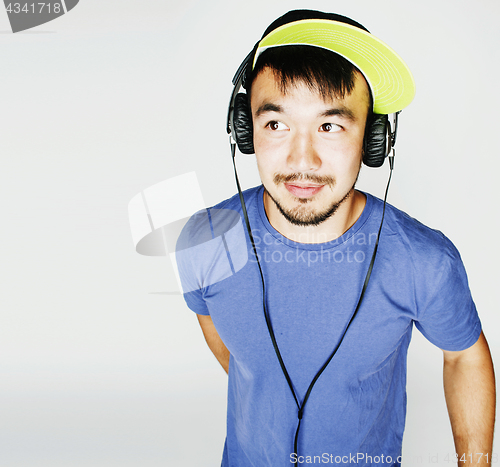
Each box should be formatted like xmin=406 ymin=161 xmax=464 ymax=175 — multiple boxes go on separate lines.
xmin=284 ymin=183 xmax=324 ymax=198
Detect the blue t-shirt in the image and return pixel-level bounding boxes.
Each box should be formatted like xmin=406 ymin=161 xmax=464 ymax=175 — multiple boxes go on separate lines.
xmin=176 ymin=186 xmax=481 ymax=467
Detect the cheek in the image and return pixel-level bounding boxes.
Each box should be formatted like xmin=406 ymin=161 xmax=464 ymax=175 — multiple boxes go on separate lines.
xmin=254 ymin=135 xmax=286 ymax=175
xmin=253 ymin=130 xmax=283 ymax=154
xmin=255 ymin=154 xmax=276 ymax=183
xmin=317 ymin=138 xmax=363 ymax=169
xmin=341 ymin=148 xmax=363 ymax=176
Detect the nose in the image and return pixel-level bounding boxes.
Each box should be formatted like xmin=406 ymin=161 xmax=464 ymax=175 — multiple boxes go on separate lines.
xmin=287 ymin=131 xmax=321 ymax=172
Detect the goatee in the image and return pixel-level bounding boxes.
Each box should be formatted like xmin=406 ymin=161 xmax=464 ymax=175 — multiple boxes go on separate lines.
xmin=265 ymin=173 xmax=356 ymax=227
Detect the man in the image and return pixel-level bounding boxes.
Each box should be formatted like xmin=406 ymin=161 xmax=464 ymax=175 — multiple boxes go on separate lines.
xmin=176 ymin=10 xmax=495 ymax=466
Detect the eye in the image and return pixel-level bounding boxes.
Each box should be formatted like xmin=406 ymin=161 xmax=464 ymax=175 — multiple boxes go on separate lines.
xmin=266 ymin=121 xmax=288 ymax=131
xmin=320 ymin=123 xmax=342 ymax=133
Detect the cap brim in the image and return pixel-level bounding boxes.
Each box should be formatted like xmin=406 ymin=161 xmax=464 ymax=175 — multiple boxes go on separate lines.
xmin=254 ymin=19 xmax=415 ymax=114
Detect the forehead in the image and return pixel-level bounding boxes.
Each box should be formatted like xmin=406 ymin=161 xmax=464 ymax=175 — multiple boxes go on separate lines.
xmin=250 ymin=67 xmax=371 ymax=115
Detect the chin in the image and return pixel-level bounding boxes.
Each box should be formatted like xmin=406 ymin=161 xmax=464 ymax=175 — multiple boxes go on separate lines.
xmin=265 ymin=186 xmax=354 ymax=227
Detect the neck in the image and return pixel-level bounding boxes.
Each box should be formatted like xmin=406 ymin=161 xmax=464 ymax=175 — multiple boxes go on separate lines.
xmin=263 ymin=189 xmax=366 ymax=244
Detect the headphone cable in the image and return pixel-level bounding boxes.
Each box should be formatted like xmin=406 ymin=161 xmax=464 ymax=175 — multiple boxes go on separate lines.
xmin=231 ymin=142 xmax=395 ymax=464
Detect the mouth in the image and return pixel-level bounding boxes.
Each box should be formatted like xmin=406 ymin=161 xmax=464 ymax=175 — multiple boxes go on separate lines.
xmin=284 ymin=182 xmax=324 ymax=199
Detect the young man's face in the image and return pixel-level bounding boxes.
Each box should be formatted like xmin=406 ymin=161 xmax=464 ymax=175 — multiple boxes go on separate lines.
xmin=250 ymin=67 xmax=371 ymax=227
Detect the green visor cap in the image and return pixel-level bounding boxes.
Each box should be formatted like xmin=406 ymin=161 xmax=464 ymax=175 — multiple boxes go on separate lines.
xmin=254 ymin=19 xmax=416 ymax=115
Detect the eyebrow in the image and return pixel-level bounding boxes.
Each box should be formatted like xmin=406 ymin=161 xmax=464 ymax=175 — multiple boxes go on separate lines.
xmin=254 ymin=102 xmax=283 ymax=117
xmin=254 ymin=102 xmax=357 ymax=121
xmin=319 ymin=107 xmax=356 ymax=121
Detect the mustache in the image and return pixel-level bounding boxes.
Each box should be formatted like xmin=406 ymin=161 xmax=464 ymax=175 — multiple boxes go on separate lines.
xmin=273 ymin=173 xmax=335 ymax=188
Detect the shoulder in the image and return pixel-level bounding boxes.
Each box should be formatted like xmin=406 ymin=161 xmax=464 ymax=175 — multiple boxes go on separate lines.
xmin=366 ymin=195 xmax=475 ymax=324
xmin=373 ymin=195 xmax=459 ymax=260
xmin=176 ymin=187 xmax=257 ymax=293
xmin=364 ymin=194 xmax=465 ymax=289
xmin=177 ymin=185 xmax=262 ymax=250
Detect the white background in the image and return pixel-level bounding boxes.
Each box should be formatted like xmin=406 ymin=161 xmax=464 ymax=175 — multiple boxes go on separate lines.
xmin=0 ymin=0 xmax=498 ymax=466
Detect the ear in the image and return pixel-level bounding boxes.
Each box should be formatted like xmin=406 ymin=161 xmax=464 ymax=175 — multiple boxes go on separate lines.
xmin=233 ymin=93 xmax=255 ymax=154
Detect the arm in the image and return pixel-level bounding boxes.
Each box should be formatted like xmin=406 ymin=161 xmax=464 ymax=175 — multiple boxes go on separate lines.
xmin=443 ymin=331 xmax=496 ymax=465
xmin=197 ymin=314 xmax=230 ymax=374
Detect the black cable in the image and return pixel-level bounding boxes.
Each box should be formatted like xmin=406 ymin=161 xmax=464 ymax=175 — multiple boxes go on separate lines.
xmin=292 ymin=156 xmax=394 ymax=460
xmin=232 ymin=142 xmax=395 ymax=465
xmin=231 ymin=143 xmax=300 ymax=410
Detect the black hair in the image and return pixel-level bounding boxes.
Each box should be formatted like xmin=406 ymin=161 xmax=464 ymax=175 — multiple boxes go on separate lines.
xmin=249 ymin=45 xmax=360 ymax=101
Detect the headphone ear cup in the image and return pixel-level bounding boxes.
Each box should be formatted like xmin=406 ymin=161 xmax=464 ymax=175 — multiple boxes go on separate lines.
xmin=363 ymin=114 xmax=389 ymax=168
xmin=233 ymin=93 xmax=255 ymax=154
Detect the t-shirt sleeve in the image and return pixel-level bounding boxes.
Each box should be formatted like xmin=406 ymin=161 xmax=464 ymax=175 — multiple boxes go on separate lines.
xmin=176 ymin=244 xmax=210 ymax=315
xmin=414 ymin=237 xmax=481 ymax=351
xmin=175 ymin=205 xmax=249 ymax=316
xmin=175 ymin=210 xmax=211 ymax=316
xmin=183 ymin=289 xmax=210 ymax=316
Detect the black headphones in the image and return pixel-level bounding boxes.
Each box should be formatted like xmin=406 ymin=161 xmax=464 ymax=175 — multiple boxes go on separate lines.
xmin=227 ymin=48 xmax=399 ymax=168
